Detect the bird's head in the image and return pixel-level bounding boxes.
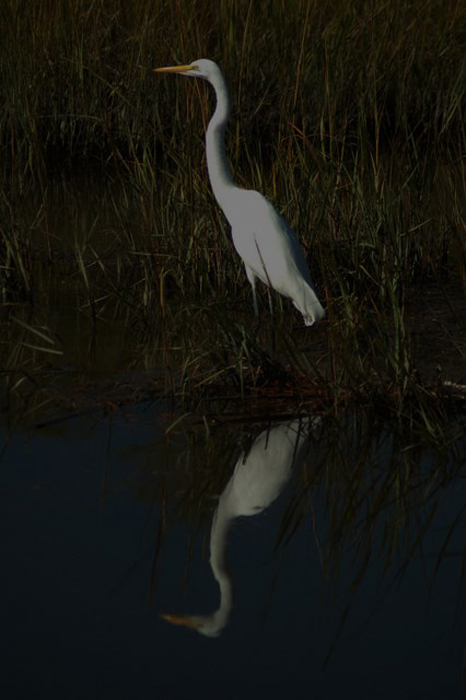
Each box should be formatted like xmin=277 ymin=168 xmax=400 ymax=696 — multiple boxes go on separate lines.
xmin=155 ymin=58 xmax=222 ymax=84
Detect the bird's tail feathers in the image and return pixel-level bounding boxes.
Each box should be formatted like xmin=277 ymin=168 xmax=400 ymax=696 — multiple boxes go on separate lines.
xmin=293 ymin=282 xmax=325 ymax=326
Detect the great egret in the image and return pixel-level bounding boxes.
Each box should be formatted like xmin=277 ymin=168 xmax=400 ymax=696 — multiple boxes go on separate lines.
xmin=155 ymin=59 xmax=325 ymax=326
xmin=160 ymin=418 xmax=312 ymax=637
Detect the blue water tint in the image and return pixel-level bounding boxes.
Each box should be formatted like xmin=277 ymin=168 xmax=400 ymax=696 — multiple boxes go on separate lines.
xmin=0 ymin=411 xmax=464 ymax=700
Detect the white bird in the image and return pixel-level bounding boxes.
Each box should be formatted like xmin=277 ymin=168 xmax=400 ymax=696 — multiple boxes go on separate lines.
xmin=155 ymin=59 xmax=325 ymax=326
xmin=160 ymin=418 xmax=312 ymax=637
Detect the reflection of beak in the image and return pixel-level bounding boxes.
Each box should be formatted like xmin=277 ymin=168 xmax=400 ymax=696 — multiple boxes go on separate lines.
xmin=160 ymin=612 xmax=198 ymax=629
xmin=154 ymin=65 xmax=195 ymax=74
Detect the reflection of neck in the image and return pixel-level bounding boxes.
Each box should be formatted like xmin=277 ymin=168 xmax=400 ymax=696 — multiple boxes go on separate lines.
xmin=208 ymin=499 xmax=233 ymax=630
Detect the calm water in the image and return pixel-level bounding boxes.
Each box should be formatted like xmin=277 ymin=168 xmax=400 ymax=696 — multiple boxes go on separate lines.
xmin=1 ymin=403 xmax=464 ymax=700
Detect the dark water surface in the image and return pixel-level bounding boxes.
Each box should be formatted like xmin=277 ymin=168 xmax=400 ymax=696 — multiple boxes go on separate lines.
xmin=0 ymin=405 xmax=464 ymax=700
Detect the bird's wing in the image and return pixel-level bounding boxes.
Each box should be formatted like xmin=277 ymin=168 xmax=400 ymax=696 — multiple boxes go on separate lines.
xmin=230 ymin=190 xmax=313 ymax=293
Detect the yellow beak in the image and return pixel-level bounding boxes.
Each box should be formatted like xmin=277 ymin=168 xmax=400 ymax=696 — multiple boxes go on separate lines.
xmin=159 ymin=612 xmax=198 ymax=629
xmin=154 ymin=64 xmax=195 ymax=74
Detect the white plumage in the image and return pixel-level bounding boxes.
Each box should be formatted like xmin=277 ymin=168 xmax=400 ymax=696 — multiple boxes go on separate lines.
xmin=156 ymin=58 xmax=325 ymax=326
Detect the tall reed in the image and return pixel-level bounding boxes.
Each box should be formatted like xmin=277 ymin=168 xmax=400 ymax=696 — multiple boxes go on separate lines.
xmin=0 ymin=0 xmax=464 ymax=414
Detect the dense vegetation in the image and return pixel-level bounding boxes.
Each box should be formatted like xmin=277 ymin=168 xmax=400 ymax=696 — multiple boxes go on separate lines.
xmin=0 ymin=0 xmax=465 ymax=424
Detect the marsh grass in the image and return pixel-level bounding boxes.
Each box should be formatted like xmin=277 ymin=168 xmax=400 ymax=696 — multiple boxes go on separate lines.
xmin=0 ymin=0 xmax=465 ymax=428
xmin=1 ymin=4 xmax=464 ymax=664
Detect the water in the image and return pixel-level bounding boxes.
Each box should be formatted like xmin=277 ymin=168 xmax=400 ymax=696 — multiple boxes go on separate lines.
xmin=1 ymin=404 xmax=464 ymax=700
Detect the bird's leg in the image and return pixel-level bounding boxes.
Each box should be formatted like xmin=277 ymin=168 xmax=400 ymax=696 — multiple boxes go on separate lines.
xmin=251 ymin=284 xmax=259 ymax=317
xmin=245 ymin=265 xmax=258 ymax=316
xmin=266 ymin=288 xmax=273 ymax=316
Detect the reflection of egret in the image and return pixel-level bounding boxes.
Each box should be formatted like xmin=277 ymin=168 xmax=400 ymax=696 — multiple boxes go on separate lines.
xmin=161 ymin=418 xmax=312 ymax=637
xmin=155 ymin=59 xmax=325 ymax=327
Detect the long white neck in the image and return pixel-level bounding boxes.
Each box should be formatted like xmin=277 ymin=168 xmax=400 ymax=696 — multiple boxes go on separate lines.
xmin=205 ymin=72 xmax=238 ymax=222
